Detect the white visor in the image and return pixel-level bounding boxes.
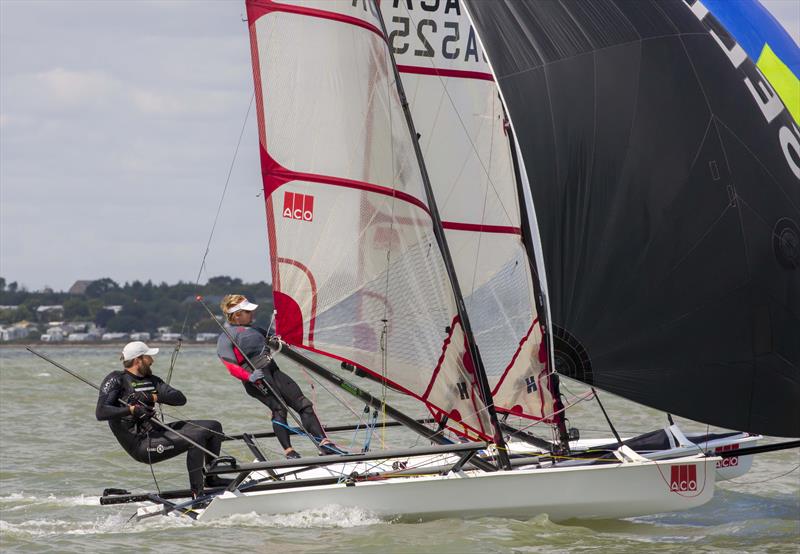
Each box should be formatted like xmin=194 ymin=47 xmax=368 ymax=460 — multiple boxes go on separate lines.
xmin=226 ymin=299 xmax=258 ymax=314
xmin=121 ymin=341 xmax=159 ymax=361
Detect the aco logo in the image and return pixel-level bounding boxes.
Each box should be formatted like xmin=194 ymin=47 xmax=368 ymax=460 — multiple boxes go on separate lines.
xmin=716 ymin=457 xmax=739 ymax=468
xmin=670 ymin=464 xmax=698 ymax=492
xmin=283 ymin=191 xmax=314 ymax=222
xmin=714 ymin=443 xmax=739 ymax=468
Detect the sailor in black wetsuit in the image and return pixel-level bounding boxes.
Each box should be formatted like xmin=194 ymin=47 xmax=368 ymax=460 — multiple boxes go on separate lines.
xmin=96 ymin=341 xmax=227 ymax=497
xmin=216 ymin=294 xmax=343 ymax=458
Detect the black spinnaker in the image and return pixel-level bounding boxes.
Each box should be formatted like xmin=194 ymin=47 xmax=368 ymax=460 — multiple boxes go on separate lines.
xmin=464 ymin=0 xmax=799 ymax=437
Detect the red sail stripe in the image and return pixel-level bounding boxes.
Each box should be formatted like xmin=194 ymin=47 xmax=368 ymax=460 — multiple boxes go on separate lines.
xmin=296 ymin=342 xmax=493 ymax=441
xmin=442 ymin=221 xmax=522 ymax=235
xmin=397 ymin=64 xmax=495 ymax=81
xmin=422 ymin=315 xmax=460 ymax=400
xmin=259 ymin=144 xmax=432 ymax=217
xmin=246 ymin=0 xmax=385 ymax=42
xmin=246 ymin=5 xmax=281 ymax=291
xmin=275 ymin=258 xmax=317 ymax=344
xmin=490 ymin=320 xmax=537 ymax=396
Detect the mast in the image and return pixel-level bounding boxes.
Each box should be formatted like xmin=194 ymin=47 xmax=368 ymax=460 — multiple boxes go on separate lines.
xmin=373 ymin=0 xmax=511 ymax=470
xmin=505 ymin=125 xmax=570 ymax=451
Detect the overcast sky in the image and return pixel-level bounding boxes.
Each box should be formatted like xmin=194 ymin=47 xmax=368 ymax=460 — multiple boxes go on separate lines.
xmin=1 ymin=0 xmax=798 ymax=292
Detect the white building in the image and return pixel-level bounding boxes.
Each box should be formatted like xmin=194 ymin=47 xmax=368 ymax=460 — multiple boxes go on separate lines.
xmin=0 ymin=325 xmax=29 ymax=341
xmin=195 ymin=333 xmax=219 ymax=342
xmin=64 ymin=322 xmax=91 ymax=333
xmin=159 ymin=333 xmax=182 ymax=342
xmin=130 ymin=332 xmax=151 ymax=341
xmin=101 ymin=332 xmax=129 ymax=341
xmin=45 ymin=327 xmax=65 ymax=341
xmin=36 ymin=305 xmax=64 ymax=317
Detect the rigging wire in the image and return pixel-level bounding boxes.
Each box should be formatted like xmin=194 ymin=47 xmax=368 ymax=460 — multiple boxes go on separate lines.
xmin=191 ymin=92 xmax=256 ymax=293
xmin=146 ymin=433 xmax=162 ymax=496
xmin=167 ymin=92 xmax=256 ymax=383
xmin=397 ymin=6 xmax=518 ymax=229
xmin=380 ymin=28 xmax=399 ymax=451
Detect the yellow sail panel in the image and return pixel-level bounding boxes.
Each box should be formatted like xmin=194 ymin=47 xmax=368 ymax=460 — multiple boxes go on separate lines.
xmin=757 ymin=43 xmax=799 ymax=123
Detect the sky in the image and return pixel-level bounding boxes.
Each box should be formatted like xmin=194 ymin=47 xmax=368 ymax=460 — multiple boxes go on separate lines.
xmin=1 ymin=0 xmax=799 ymax=292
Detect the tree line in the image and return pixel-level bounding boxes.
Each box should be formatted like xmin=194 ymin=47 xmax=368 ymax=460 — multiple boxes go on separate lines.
xmin=0 ymin=276 xmax=273 ymax=334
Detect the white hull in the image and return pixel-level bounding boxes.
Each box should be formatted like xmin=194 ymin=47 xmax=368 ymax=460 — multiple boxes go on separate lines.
xmin=193 ymin=454 xmax=717 ymax=522
xmin=506 ymin=428 xmax=760 ymax=481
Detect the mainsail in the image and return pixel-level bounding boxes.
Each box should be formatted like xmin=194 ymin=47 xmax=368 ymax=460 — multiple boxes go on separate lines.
xmin=384 ymin=2 xmax=563 ymax=427
xmin=245 ymin=0 xmax=494 ymax=439
xmin=464 ymin=0 xmax=800 ymax=437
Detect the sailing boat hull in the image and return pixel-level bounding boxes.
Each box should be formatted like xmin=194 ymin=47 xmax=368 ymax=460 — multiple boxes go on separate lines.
xmin=507 ymin=431 xmax=760 ymax=482
xmin=195 ymin=455 xmax=716 ymax=522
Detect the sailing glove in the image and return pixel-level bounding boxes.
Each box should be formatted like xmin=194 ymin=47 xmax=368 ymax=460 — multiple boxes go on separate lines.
xmin=248 ymin=368 xmax=265 ymax=383
xmin=131 ymin=404 xmax=156 ymax=420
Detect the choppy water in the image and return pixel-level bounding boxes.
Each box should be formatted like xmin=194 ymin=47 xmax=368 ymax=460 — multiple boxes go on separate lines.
xmin=1 ymin=346 xmax=798 ymax=553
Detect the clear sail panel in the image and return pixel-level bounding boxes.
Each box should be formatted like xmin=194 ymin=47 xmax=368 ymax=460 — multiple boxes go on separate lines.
xmin=247 ymin=0 xmax=492 ymax=438
xmin=385 ymin=1 xmax=560 ymax=423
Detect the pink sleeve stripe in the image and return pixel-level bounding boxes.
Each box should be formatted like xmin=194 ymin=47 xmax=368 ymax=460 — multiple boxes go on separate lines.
xmin=222 ymin=359 xmax=250 ymax=382
xmin=246 ymin=0 xmax=385 ymax=43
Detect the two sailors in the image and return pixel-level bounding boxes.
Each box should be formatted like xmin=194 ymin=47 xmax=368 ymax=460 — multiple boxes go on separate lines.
xmin=97 ymin=297 xmax=341 ymax=494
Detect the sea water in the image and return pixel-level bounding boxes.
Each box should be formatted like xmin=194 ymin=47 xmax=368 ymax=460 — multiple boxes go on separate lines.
xmin=1 ymin=346 xmax=797 ymax=553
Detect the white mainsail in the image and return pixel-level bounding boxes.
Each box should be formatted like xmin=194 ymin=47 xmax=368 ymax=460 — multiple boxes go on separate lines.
xmin=384 ymin=1 xmax=561 ymax=426
xmin=247 ymin=0 xmax=492 ymax=438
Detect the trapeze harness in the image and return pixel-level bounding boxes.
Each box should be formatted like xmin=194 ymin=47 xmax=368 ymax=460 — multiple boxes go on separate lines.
xmin=216 ymin=324 xmax=326 ymax=449
xmin=95 ymin=370 xmax=223 ymax=494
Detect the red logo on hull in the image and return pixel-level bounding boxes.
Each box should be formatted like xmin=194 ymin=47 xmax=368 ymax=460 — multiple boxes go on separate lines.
xmin=283 ymin=192 xmax=314 ymax=222
xmin=670 ymin=464 xmax=698 ymax=492
xmin=714 ymin=443 xmax=740 ymax=468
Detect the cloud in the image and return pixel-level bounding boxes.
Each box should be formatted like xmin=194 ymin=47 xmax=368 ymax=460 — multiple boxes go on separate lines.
xmin=129 ymin=88 xmax=241 ymax=117
xmin=5 ymin=68 xmax=241 ymax=121
xmin=34 ymin=68 xmax=121 ymax=108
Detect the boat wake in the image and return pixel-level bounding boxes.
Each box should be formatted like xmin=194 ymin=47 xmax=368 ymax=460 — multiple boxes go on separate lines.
xmin=207 ymin=505 xmax=385 ymax=529
xmin=0 ymin=492 xmax=101 ymax=510
xmin=0 ymin=514 xmax=130 ymax=538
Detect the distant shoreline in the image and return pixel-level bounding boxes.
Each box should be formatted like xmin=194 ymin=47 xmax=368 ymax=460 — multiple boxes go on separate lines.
xmin=0 ymin=341 xmax=215 ymax=349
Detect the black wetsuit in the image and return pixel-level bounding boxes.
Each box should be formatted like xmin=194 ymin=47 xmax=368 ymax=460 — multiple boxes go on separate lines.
xmin=217 ymin=324 xmax=326 ymax=450
xmin=95 ymin=370 xmax=223 ymax=494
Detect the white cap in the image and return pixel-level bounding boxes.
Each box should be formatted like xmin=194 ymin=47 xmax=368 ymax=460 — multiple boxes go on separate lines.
xmin=121 ymin=341 xmax=159 ymax=361
xmin=226 ymin=299 xmax=258 ymax=314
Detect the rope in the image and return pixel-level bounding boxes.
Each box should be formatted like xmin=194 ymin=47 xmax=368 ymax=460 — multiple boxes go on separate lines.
xmin=169 ymin=92 xmax=256 ymax=378
xmin=271 ymin=420 xmax=347 ymax=454
xmin=152 ymin=407 xmax=239 ymax=459
xmin=191 ymin=92 xmax=255 ymax=291
xmin=362 ymin=409 xmax=379 ymax=452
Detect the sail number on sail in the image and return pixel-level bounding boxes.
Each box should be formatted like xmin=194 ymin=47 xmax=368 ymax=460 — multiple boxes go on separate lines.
xmin=388 ymin=16 xmax=483 ymax=63
xmin=386 ymin=0 xmax=485 ymax=65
